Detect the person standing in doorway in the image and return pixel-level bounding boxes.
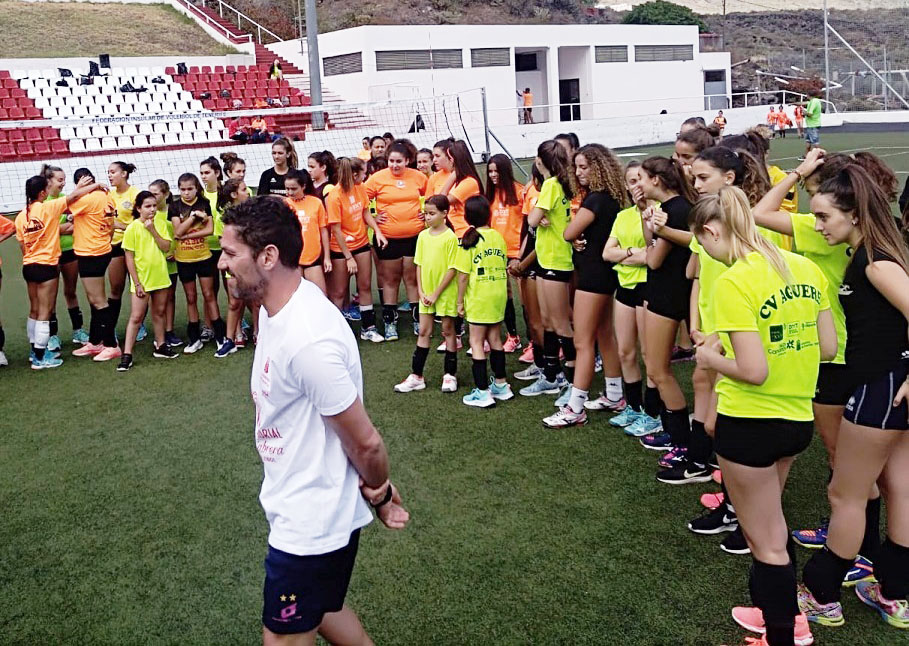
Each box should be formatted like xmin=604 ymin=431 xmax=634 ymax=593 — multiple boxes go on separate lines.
xmin=517 ymin=88 xmax=534 ymax=124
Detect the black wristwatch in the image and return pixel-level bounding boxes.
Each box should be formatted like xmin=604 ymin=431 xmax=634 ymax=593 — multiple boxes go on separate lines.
xmin=372 ymin=484 xmax=393 ymax=509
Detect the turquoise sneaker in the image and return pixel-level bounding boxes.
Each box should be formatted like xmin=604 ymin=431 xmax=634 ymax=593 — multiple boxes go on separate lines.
xmin=384 ymin=322 xmax=399 ymax=342
xmin=462 ymin=388 xmax=495 ymax=408
xmin=31 ymin=354 xmax=63 ymax=370
xmin=554 ymin=384 xmax=572 ymax=407
xmin=71 ymin=328 xmax=90 ymax=345
xmin=520 ymin=376 xmax=561 ymax=397
xmin=489 ymin=380 xmax=514 ymax=401
xmin=47 ymin=335 xmax=61 ymax=352
xmin=609 ymin=406 xmax=641 ymax=427
xmin=136 ymin=323 xmax=148 ymax=342
xmin=624 ymin=413 xmax=662 ymax=437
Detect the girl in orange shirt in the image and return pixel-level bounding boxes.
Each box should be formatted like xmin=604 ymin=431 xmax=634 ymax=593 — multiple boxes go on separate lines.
xmin=217 ymin=178 xmax=251 ymax=348
xmin=326 ymin=157 xmax=385 ymax=341
xmin=285 ymin=169 xmax=330 ymax=294
xmin=16 ymin=174 xmax=98 ymax=369
xmin=364 ymin=141 xmax=427 ymax=341
xmin=485 ymin=154 xmax=525 ymax=352
xmin=438 ymin=139 xmax=482 ymax=237
xmin=307 ymin=150 xmax=337 ymax=202
xmin=427 ymin=138 xmax=454 ymax=197
xmin=512 ymin=166 xmax=546 ymax=376
xmin=416 ymin=148 xmax=433 ymax=177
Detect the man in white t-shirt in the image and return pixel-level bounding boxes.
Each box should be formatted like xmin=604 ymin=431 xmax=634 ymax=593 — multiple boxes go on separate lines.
xmin=218 ymin=196 xmax=409 ymax=646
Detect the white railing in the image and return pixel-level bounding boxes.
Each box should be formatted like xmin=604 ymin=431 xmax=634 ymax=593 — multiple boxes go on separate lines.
xmin=199 ymin=0 xmax=284 ymax=45
xmin=174 ymin=0 xmax=252 ymax=44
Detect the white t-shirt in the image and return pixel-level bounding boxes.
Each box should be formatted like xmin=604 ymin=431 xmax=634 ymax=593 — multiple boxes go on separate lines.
xmin=251 ymin=278 xmax=373 ymax=556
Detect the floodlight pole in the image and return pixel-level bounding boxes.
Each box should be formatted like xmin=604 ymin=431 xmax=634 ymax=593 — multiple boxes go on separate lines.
xmin=823 ymin=0 xmax=830 ymax=107
xmin=305 ymin=0 xmax=324 ymax=129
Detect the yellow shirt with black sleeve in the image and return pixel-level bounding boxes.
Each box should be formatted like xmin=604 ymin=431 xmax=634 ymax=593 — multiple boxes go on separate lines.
xmin=713 ymin=250 xmax=829 ymax=421
xmin=414 ymin=227 xmax=459 ymax=317
xmin=790 ymin=212 xmax=849 ymax=365
xmin=110 ymin=185 xmax=140 ymax=246
xmin=453 ymin=227 xmax=509 ymax=325
xmin=203 ymin=188 xmax=222 ymax=251
xmin=534 ymin=177 xmax=573 ymax=272
xmin=168 ymin=196 xmax=213 ymax=263
xmin=610 ymin=206 xmax=647 ymax=289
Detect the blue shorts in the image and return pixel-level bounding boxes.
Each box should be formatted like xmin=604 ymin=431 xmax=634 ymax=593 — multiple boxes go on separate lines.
xmin=805 ymin=127 xmax=820 ymax=145
xmin=262 ymin=530 xmax=360 ymax=635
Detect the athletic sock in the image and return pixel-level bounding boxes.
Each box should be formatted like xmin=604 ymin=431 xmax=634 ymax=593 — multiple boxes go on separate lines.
xmin=26 ymin=317 xmax=37 ymax=344
xmin=605 ymin=376 xmax=623 ymax=402
xmin=34 ymin=320 xmax=50 ymax=360
xmin=454 ymin=316 xmax=464 ymax=336
xmin=49 ymin=312 xmax=58 ymax=337
xmin=411 ymin=345 xmax=429 ymax=377
xmin=721 ymin=480 xmax=736 ymax=515
xmin=750 ymin=559 xmax=797 ymax=646
xmin=382 ymin=303 xmax=397 ymax=325
xmin=444 ymin=350 xmax=457 ymax=377
xmin=568 ymin=387 xmax=588 ymax=414
xmin=212 ymin=318 xmax=227 ymax=344
xmin=787 ymin=536 xmax=799 ymax=575
xmin=360 ymin=305 xmax=376 ymax=329
xmin=877 ymin=538 xmax=909 ymax=600
xmin=687 ymin=419 xmax=712 ymax=466
xmin=643 ymin=385 xmax=663 ymax=419
xmin=187 ymin=320 xmax=201 ymax=344
xmin=504 ymin=298 xmax=517 ymax=336
xmin=625 ymin=380 xmax=643 ymax=412
xmin=68 ymin=305 xmax=84 ymax=331
xmin=543 ymin=330 xmax=560 ymax=382
xmin=472 ymin=358 xmax=488 ymax=390
xmin=662 ymin=406 xmax=692 ymax=448
xmin=860 ymin=497 xmax=881 ymax=562
xmin=490 ymin=349 xmax=506 ymax=380
xmin=532 ymin=341 xmax=545 ymax=369
xmin=558 ymin=335 xmax=576 ymax=382
xmin=0 ymin=324 xmax=5 ymax=350
xmin=88 ymin=306 xmax=103 ymax=345
xmin=102 ymin=306 xmax=118 ymax=347
xmin=802 ymin=545 xmax=853 ymax=604
xmin=107 ymin=297 xmax=122 ymax=337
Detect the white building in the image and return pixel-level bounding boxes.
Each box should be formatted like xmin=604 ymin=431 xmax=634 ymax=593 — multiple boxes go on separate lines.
xmin=271 ymin=24 xmax=731 ymax=128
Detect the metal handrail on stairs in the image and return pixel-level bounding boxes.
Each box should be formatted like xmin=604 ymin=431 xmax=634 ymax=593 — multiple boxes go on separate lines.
xmin=198 ymin=0 xmax=284 ymax=44
xmin=177 ymin=0 xmax=253 ymax=44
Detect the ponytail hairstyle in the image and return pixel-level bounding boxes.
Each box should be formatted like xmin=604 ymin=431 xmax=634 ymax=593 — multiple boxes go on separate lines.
xmin=217 ymin=177 xmax=246 ymax=211
xmin=460 ymin=195 xmax=491 ymax=250
xmin=530 ymin=163 xmax=544 ymax=192
xmin=720 ymin=130 xmax=768 ymax=166
xmin=150 ymin=179 xmax=172 ymax=206
xmin=575 ymin=144 xmax=628 ymax=208
xmin=350 ymin=158 xmax=365 ymax=181
xmin=677 ymin=127 xmax=716 ymax=156
xmin=200 ymin=155 xmax=223 ymax=188
xmin=449 ymin=140 xmax=482 ymax=188
xmin=695 ymin=147 xmax=771 ymax=207
xmin=640 ymin=156 xmax=698 ymax=204
xmin=110 ymin=161 xmax=137 ymax=177
xmin=818 ymin=165 xmax=909 ymax=273
xmin=810 ymin=152 xmax=899 ymax=202
xmin=485 ymin=153 xmax=519 ymax=207
xmin=308 ymin=150 xmax=337 ymax=184
xmin=537 ymin=140 xmax=574 ymax=200
xmin=386 ymin=141 xmax=413 ymax=164
xmin=680 ymin=116 xmax=706 ymax=131
xmin=272 ymin=136 xmax=298 ymax=170
xmin=689 ymin=186 xmax=792 ymax=282
xmin=286 ymin=168 xmax=315 ymax=196
xmin=554 ymin=132 xmax=580 ymax=154
xmin=25 ymin=175 xmax=49 ymax=209
xmin=131 ymin=190 xmax=157 ymax=219
xmin=220 ymin=152 xmax=246 ymax=177
xmin=177 ymin=172 xmax=204 ymax=197
xmin=336 ymin=157 xmax=355 ymax=193
xmin=73 ymin=168 xmax=95 ymax=184
xmin=366 ymin=155 xmax=387 ymax=177
xmin=394 ymin=139 xmax=419 ymax=169
xmin=424 ymin=193 xmax=453 ymax=231
xmin=434 ymin=138 xmax=455 ymax=157
xmin=40 ymin=163 xmax=63 ymax=180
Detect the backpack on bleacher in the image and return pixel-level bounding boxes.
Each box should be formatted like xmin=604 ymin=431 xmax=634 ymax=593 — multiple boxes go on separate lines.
xmin=151 ymin=76 xmax=166 ymax=84
xmin=56 ymin=79 xmax=69 ymax=88
xmin=176 ymin=62 xmax=188 ymax=75
xmin=58 ymin=68 xmax=73 ymax=78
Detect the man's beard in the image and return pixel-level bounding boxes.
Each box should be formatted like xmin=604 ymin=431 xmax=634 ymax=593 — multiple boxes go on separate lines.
xmin=232 ymin=271 xmax=266 ymax=302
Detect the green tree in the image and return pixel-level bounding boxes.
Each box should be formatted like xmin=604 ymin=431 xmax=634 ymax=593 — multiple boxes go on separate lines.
xmin=622 ymin=0 xmax=708 ymax=32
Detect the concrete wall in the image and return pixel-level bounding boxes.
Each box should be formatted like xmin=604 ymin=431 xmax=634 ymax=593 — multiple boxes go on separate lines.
xmin=0 ymin=55 xmax=254 ymax=75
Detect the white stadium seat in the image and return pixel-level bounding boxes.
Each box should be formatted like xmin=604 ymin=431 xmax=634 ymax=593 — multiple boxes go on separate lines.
xmin=133 ymin=135 xmax=149 ymax=148
xmin=85 ymin=138 xmax=102 ymax=152
xmin=11 ymin=69 xmax=27 ymax=79
xmin=73 ymin=105 xmax=89 ymax=117
xmin=57 ymin=106 xmax=74 ymax=118
xmin=90 ymin=125 xmax=107 ymax=139
xmin=76 ymin=126 xmax=92 ymax=139
xmin=152 ymin=122 xmax=168 ymax=134
xmin=101 ymin=136 xmax=117 ymax=150
xmin=164 ymin=132 xmax=179 ymax=146
xmin=43 ymin=107 xmax=57 ymax=118
xmin=60 ymin=126 xmax=76 ymax=140
xmin=207 ymin=130 xmax=224 ymax=143
xmin=69 ymin=139 xmax=86 ymax=153
xmin=117 ymin=136 xmax=134 ymax=149
xmin=122 ymin=123 xmax=138 ymax=136
xmin=34 ymin=78 xmax=50 ymax=89
xmin=168 ymin=121 xmax=183 ymax=133
xmin=178 ymin=132 xmax=194 ymax=144
xmin=148 ymin=134 xmax=165 ymax=147
xmin=20 ymin=79 xmax=34 ymax=89
xmin=107 ymin=124 xmax=123 ymax=137
xmin=33 ymin=97 xmax=49 ymax=109
xmin=49 ymin=96 xmax=64 ymax=108
xmin=138 ymin=123 xmax=154 ymax=135
xmin=102 ymin=104 xmax=119 ymax=116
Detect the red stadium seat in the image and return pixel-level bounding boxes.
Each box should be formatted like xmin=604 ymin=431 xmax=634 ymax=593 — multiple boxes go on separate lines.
xmin=0 ymin=131 xmax=6 ymax=142
xmin=201 ymin=66 xmax=211 ymax=73
xmin=8 ymin=107 xmax=24 ymax=119
xmin=51 ymin=140 xmax=68 ymax=154
xmin=1 ymin=98 xmax=15 ymax=109
xmin=25 ymin=129 xmax=40 ymax=141
xmin=186 ymin=73 xmax=198 ymax=83
xmin=8 ymin=129 xmax=24 ymax=143
xmin=41 ymin=127 xmax=56 ymax=139
xmin=236 ymin=65 xmax=247 ymax=73
xmin=33 ymin=140 xmax=51 ymax=156
xmin=3 ymin=78 xmax=18 ymax=88
xmin=202 ymin=100 xmax=215 ymax=110
xmin=289 ymin=95 xmax=302 ymax=107
xmin=0 ymin=89 xmax=8 ymax=99
xmin=264 ymin=116 xmax=276 ymax=128
xmin=0 ymin=70 xmax=10 ymax=79
xmin=0 ymin=143 xmax=15 ymax=159
xmin=25 ymin=107 xmax=41 ymax=119
xmin=16 ymin=142 xmax=34 ymax=156
xmin=225 ymin=65 xmax=236 ymax=73
xmin=0 ymin=108 xmax=8 ymax=119
xmin=189 ymin=66 xmax=200 ymax=74
xmin=183 ymin=82 xmax=196 ymax=92
xmin=215 ymin=99 xmax=228 ymax=110
xmin=214 ymin=65 xmax=224 ymax=73
xmin=11 ymin=88 xmax=26 ymax=99
xmin=234 ymin=80 xmax=246 ymax=90
xmin=165 ymin=66 xmax=176 ymax=75
xmin=172 ymin=75 xmax=185 ymax=84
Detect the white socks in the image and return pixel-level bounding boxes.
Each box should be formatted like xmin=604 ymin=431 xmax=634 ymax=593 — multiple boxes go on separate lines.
xmin=568 ymin=387 xmax=589 ymax=414
xmin=605 ymin=377 xmax=623 ymax=402
xmin=34 ymin=319 xmax=50 ymax=350
xmin=27 ymin=317 xmax=36 ymax=344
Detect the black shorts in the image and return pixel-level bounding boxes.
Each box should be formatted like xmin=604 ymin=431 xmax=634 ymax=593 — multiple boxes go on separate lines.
xmin=714 ymin=414 xmax=814 ymax=468
xmin=330 ymin=244 xmax=370 ymax=261
xmin=814 ymin=362 xmax=855 ymax=407
xmin=574 ymin=263 xmax=618 ymax=295
xmin=616 ymin=282 xmax=647 ymax=308
xmin=374 ymin=235 xmax=418 ymax=261
xmin=844 ymin=362 xmax=909 ymax=431
xmin=60 ymin=249 xmax=77 ymax=266
xmin=300 ymin=260 xmax=322 ymax=271
xmin=22 ymin=263 xmax=59 ymax=284
xmin=262 ymin=530 xmax=360 ymax=635
xmin=177 ymin=258 xmax=215 ymax=283
xmin=110 ymin=243 xmax=125 ymax=259
xmin=537 ymin=267 xmax=573 ymax=283
xmin=210 ymin=248 xmax=222 ymax=269
xmin=76 ymin=252 xmax=112 ymax=278
xmin=646 ymin=280 xmax=691 ymax=322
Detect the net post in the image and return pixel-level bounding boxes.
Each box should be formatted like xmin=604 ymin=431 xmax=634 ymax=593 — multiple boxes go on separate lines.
xmin=305 ymin=0 xmax=324 ymax=130
xmin=481 ymin=87 xmax=491 ymax=163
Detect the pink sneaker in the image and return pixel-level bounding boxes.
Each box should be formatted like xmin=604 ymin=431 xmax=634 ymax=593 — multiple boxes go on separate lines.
xmin=72 ymin=342 xmax=103 ymax=357
xmin=518 ymin=343 xmax=534 ymax=364
xmin=713 ymin=469 xmax=723 ymax=484
xmin=92 ymin=345 xmax=122 ymax=362
xmin=731 ymin=607 xmax=814 ymax=645
xmin=503 ymin=334 xmax=522 ymax=353
xmin=700 ymin=492 xmax=725 ymax=509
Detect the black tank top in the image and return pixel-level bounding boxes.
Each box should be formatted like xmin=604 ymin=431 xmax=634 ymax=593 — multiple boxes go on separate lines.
xmin=573 ymin=190 xmax=619 ymax=276
xmin=840 ymin=245 xmax=909 ymax=382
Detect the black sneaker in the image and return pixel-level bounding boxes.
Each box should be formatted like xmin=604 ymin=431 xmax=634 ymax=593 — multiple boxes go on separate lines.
xmin=116 ymin=354 xmax=133 ymax=372
xmin=153 ymin=343 xmax=179 ymax=359
xmin=670 ymin=345 xmax=695 ymax=363
xmin=165 ymin=331 xmax=183 ymax=348
xmin=707 ymin=454 xmax=720 ymax=470
xmin=656 ymin=459 xmax=714 ymax=485
xmin=688 ymin=506 xmax=738 ymax=535
xmin=720 ymin=527 xmax=751 ymax=555
xmin=200 ymin=325 xmax=214 ymax=342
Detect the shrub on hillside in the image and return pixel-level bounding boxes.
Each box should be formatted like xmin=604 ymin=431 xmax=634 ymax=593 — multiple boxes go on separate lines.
xmin=621 ymin=1 xmax=708 ymax=32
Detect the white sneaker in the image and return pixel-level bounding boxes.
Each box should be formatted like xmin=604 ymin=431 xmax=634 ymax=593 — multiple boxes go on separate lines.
xmin=441 ymin=373 xmax=458 ymax=393
xmin=543 ymin=406 xmax=589 ymax=429
xmin=0 ymin=350 xmax=7 ymax=367
xmin=462 ymin=388 xmax=496 ymax=408
xmin=360 ymin=327 xmax=385 ymax=343
xmin=183 ymin=339 xmax=204 ymax=354
xmin=394 ymin=374 xmax=426 ymax=393
xmin=437 ymin=336 xmax=463 ymax=353
xmin=514 ymin=363 xmax=542 ymax=381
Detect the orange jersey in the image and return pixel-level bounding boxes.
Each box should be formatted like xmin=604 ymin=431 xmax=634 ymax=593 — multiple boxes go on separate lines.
xmin=69 ymin=191 xmax=116 ymax=256
xmin=15 ymin=197 xmax=65 ymax=265
xmin=364 ymin=168 xmax=427 ymax=239
xmin=0 ymin=215 xmax=15 ymax=266
xmin=326 ymin=185 xmax=370 ymax=253
xmin=570 ymin=193 xmax=582 ymax=219
xmin=286 ymin=195 xmax=327 ymax=266
xmin=426 ymin=169 xmax=451 ymax=198
xmin=447 ymin=176 xmax=481 ymax=238
xmin=491 ymin=182 xmax=525 ymax=258
xmin=523 ymin=92 xmax=533 ymax=107
xmin=522 ymin=182 xmax=540 ymax=215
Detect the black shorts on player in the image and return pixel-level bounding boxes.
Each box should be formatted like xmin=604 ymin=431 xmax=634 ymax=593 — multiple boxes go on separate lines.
xmin=374 ymin=236 xmax=417 ymax=261
xmin=110 ymin=243 xmax=125 ymax=259
xmin=844 ymin=361 xmax=909 ymax=431
xmin=329 ymin=244 xmax=370 ymax=261
xmin=22 ymin=263 xmax=59 ymax=284
xmin=615 ymin=283 xmax=646 ymax=308
xmin=76 ymin=252 xmax=112 ymax=279
xmin=60 ymin=249 xmax=77 ymax=266
xmin=813 ymin=362 xmax=855 ymax=407
xmin=537 ymin=267 xmax=573 ymax=283
xmin=177 ymin=258 xmax=216 ymax=283
xmin=262 ymin=530 xmax=360 ymax=635
xmin=714 ymin=414 xmax=813 ymax=468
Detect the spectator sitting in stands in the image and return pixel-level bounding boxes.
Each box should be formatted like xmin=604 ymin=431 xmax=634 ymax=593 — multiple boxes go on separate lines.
xmin=266 ymin=97 xmax=284 ymax=108
xmin=269 ymin=60 xmax=283 ymax=80
xmin=228 ymin=118 xmax=249 ymax=144
xmin=254 ymin=97 xmax=269 ymax=109
xmin=250 ymin=115 xmax=278 ymax=144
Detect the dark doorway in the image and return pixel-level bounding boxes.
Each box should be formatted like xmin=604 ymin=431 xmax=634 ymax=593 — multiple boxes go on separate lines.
xmin=559 ymin=78 xmax=580 ymax=121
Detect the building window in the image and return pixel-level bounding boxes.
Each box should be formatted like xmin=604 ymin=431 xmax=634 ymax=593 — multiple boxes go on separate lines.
xmin=323 ymin=52 xmax=362 ymax=76
xmin=634 ymin=45 xmax=694 ymax=62
xmin=704 ymin=70 xmax=725 ymax=83
xmin=595 ymin=46 xmax=628 ymax=63
xmin=471 ymin=48 xmax=510 ymax=68
xmin=515 ymin=52 xmax=538 ymax=72
xmin=375 ymin=49 xmax=463 ymax=71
